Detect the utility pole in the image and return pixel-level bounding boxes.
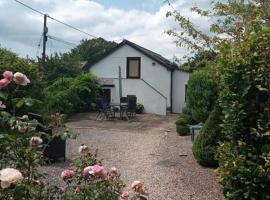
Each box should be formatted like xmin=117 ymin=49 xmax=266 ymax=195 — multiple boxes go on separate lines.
xmin=42 ymin=14 xmax=48 ymax=69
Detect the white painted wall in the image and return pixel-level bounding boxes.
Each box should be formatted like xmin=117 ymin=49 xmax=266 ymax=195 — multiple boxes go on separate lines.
xmin=172 ymin=70 xmax=189 ymax=113
xmin=89 ymin=45 xmax=171 ymax=105
xmin=89 ymin=43 xmax=189 ymax=115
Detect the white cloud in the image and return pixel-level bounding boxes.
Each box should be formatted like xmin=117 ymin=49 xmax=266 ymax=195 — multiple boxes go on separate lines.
xmin=0 ymin=0 xmax=212 ymax=60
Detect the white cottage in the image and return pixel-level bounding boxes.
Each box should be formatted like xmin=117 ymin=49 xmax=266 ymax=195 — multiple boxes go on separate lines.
xmin=82 ymin=40 xmax=189 ymax=115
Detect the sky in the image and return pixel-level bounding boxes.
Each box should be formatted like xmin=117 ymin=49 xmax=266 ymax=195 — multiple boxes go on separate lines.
xmin=0 ymin=0 xmax=212 ymax=61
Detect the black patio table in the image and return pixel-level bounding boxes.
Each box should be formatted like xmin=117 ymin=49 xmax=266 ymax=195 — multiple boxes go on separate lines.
xmin=110 ymin=102 xmax=128 ymax=119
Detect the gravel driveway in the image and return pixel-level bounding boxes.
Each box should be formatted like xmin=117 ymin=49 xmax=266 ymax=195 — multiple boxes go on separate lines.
xmin=41 ymin=113 xmax=223 ymax=200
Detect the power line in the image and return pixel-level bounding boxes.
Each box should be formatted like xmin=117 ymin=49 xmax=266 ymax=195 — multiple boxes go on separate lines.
xmin=47 ymin=16 xmax=98 ymax=39
xmin=48 ymin=35 xmax=77 ymax=47
xmin=14 ymin=0 xmax=98 ymax=39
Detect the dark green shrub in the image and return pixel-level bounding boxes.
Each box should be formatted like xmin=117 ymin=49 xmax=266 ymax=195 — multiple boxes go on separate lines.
xmin=175 ymin=117 xmax=189 ymax=136
xmin=44 ymin=73 xmax=101 ymax=115
xmin=176 ymin=124 xmax=189 ymax=136
xmin=192 ymin=106 xmax=222 ymax=167
xmin=182 ymin=106 xmax=191 ymax=115
xmin=136 ymin=103 xmax=144 ymax=114
xmin=187 ymin=69 xmax=217 ymax=122
xmin=175 ymin=117 xmax=188 ymax=125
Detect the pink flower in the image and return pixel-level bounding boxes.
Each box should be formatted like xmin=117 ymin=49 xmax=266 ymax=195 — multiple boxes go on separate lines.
xmin=0 ymin=78 xmax=10 ymax=90
xmin=83 ymin=165 xmax=107 ymax=178
xmin=121 ymin=191 xmax=129 ymax=199
xmin=0 ymin=168 xmax=23 ymax=189
xmin=21 ymin=115 xmax=29 ymax=120
xmin=131 ymin=181 xmax=144 ymax=193
xmin=61 ymin=169 xmax=74 ymax=179
xmin=0 ymin=101 xmax=6 ymax=109
xmin=3 ymin=71 xmax=13 ymax=81
xmin=75 ymin=187 xmax=80 ymax=193
xmin=30 ymin=136 xmax=43 ymax=146
xmin=13 ymin=72 xmax=30 ymax=86
xmin=110 ymin=167 xmax=117 ymax=174
xmin=83 ymin=166 xmax=92 ymax=176
xmin=78 ymin=144 xmax=89 ymax=154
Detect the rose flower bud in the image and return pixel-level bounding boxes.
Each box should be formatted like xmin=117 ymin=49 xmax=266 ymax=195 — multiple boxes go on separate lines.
xmin=121 ymin=191 xmax=129 ymax=199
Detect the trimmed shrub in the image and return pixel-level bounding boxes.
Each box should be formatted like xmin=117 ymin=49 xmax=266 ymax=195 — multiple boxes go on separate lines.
xmin=192 ymin=106 xmax=222 ymax=167
xmin=187 ymin=69 xmax=217 ymax=122
xmin=175 ymin=117 xmax=189 ymax=136
xmin=136 ymin=103 xmax=144 ymax=114
xmin=182 ymin=106 xmax=191 ymax=115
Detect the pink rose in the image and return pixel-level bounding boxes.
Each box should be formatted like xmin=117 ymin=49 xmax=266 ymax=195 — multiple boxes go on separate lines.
xmin=83 ymin=165 xmax=107 ymax=178
xmin=0 ymin=168 xmax=23 ymax=189
xmin=61 ymin=169 xmax=74 ymax=179
xmin=75 ymin=187 xmax=80 ymax=193
xmin=78 ymin=144 xmax=89 ymax=154
xmin=83 ymin=166 xmax=92 ymax=176
xmin=13 ymin=72 xmax=30 ymax=86
xmin=21 ymin=115 xmax=29 ymax=120
xmin=0 ymin=78 xmax=10 ymax=90
xmin=121 ymin=191 xmax=129 ymax=199
xmin=3 ymin=71 xmax=13 ymax=81
xmin=30 ymin=136 xmax=43 ymax=146
xmin=0 ymin=101 xmax=6 ymax=109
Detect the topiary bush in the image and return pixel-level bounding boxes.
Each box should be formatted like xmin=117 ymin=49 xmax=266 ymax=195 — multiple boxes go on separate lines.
xmin=136 ymin=103 xmax=144 ymax=114
xmin=175 ymin=117 xmax=189 ymax=136
xmin=187 ymin=69 xmax=218 ymax=122
xmin=192 ymin=106 xmax=222 ymax=167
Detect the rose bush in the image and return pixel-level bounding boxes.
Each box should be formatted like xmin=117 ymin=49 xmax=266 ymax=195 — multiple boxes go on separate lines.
xmin=0 ymin=70 xmax=148 ymax=200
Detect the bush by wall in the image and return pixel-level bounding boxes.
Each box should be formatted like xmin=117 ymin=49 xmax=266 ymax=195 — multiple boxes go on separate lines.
xmin=192 ymin=106 xmax=222 ymax=167
xmin=175 ymin=117 xmax=189 ymax=136
xmin=44 ymin=73 xmax=101 ymax=115
xmin=187 ymin=69 xmax=217 ymax=123
xmin=136 ymin=103 xmax=144 ymax=114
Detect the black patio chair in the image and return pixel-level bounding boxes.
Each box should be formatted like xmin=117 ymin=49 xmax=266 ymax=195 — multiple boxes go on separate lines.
xmin=122 ymin=96 xmax=137 ymax=120
xmin=96 ymin=98 xmax=114 ymax=120
xmin=28 ymin=112 xmax=43 ymax=123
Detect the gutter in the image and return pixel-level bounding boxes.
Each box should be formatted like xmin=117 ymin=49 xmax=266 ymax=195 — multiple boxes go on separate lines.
xmin=170 ymin=69 xmax=174 ymax=113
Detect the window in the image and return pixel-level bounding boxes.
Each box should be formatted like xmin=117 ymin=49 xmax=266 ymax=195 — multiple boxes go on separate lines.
xmin=127 ymin=57 xmax=141 ymax=79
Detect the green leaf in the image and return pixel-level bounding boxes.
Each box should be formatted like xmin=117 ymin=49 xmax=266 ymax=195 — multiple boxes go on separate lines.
xmin=15 ymin=99 xmax=25 ymax=108
xmin=0 ymin=91 xmax=7 ymax=100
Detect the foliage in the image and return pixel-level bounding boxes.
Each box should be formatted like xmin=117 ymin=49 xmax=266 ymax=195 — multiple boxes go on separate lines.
xmin=40 ymin=53 xmax=81 ymax=84
xmin=186 ymin=69 xmax=218 ymax=122
xmin=136 ymin=103 xmax=144 ymax=114
xmin=167 ymin=0 xmax=270 ymax=199
xmin=192 ymin=106 xmax=222 ymax=167
xmin=180 ymin=50 xmax=217 ymax=72
xmin=175 ymin=117 xmax=189 ymax=136
xmin=176 ymin=124 xmax=189 ymax=136
xmin=44 ymin=73 xmax=101 ymax=115
xmin=70 ymin=38 xmax=117 ymax=65
xmin=216 ymin=24 xmax=270 ymax=199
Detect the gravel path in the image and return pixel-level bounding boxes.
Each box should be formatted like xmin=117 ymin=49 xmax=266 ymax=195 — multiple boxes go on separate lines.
xmin=41 ymin=113 xmax=223 ymax=200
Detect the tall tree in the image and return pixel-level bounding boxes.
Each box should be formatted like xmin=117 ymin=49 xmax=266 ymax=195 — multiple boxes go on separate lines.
xmin=69 ymin=37 xmax=117 ymax=64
